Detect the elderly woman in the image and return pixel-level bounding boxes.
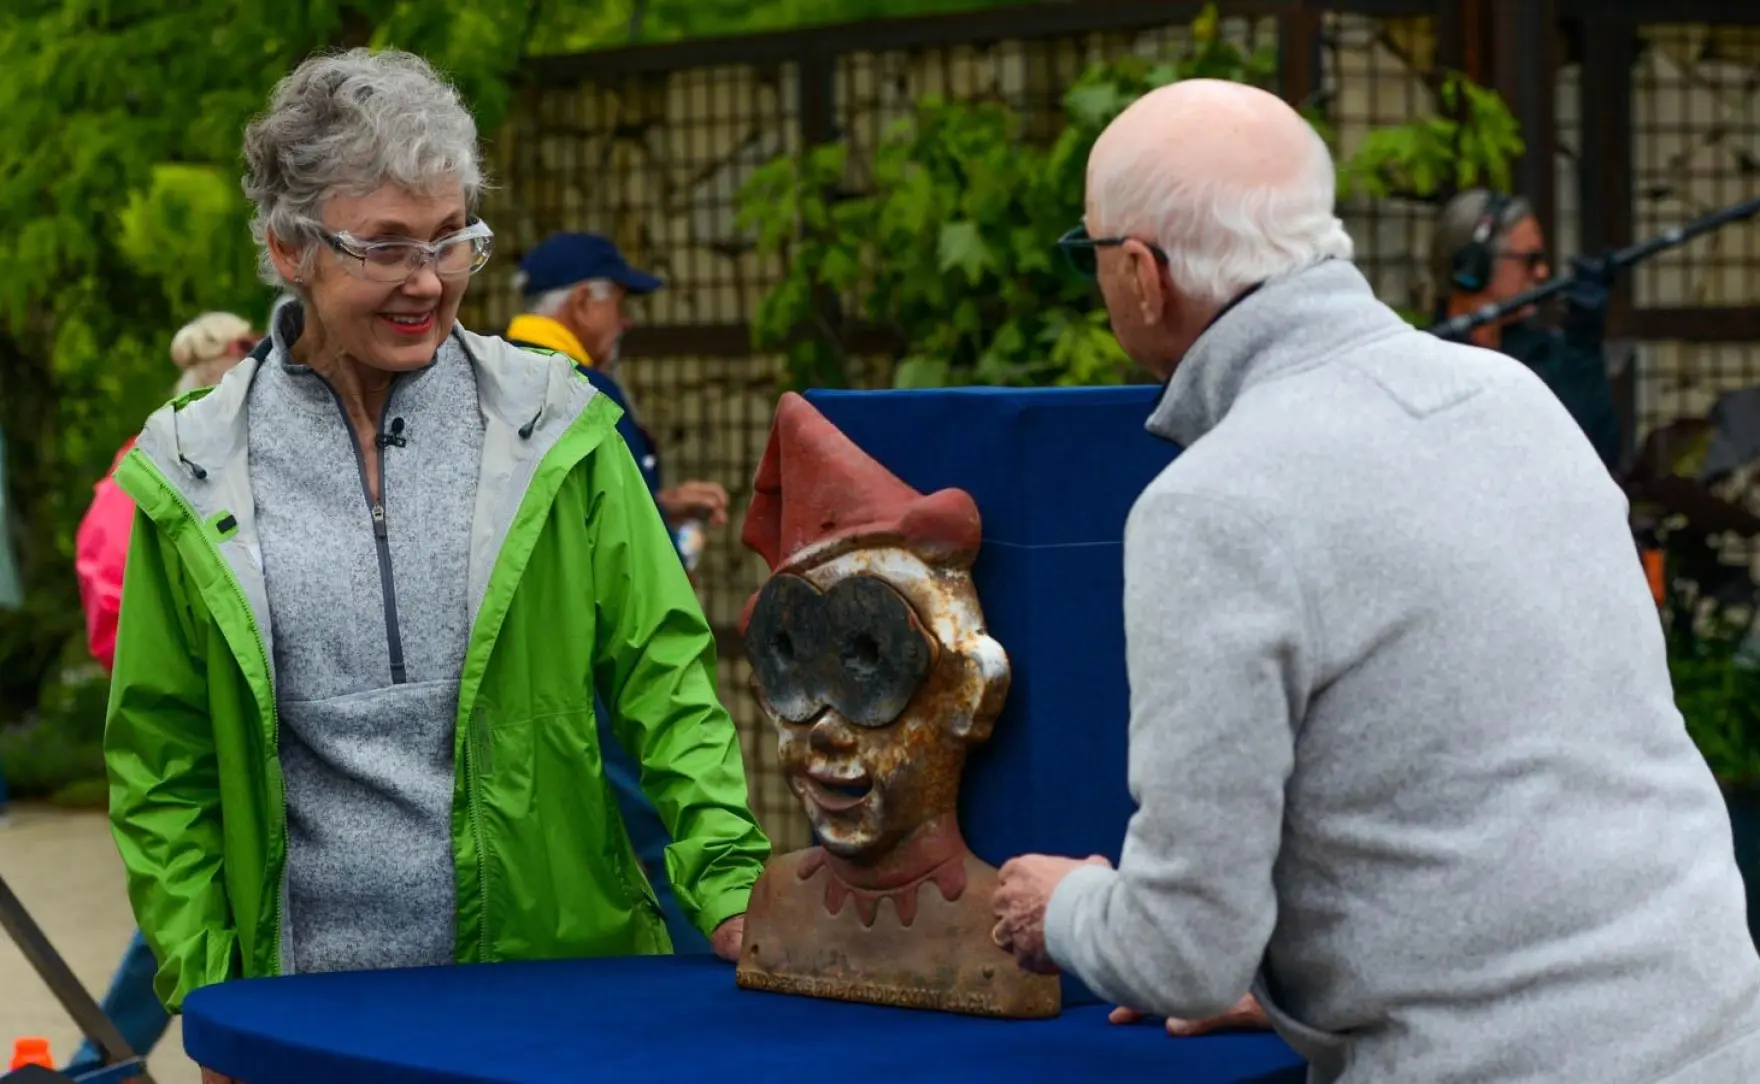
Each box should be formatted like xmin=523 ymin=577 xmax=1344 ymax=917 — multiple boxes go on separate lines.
xmin=104 ymin=48 xmax=768 ymax=1021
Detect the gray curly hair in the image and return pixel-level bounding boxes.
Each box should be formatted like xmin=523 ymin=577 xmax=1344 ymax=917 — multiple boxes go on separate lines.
xmin=241 ymin=49 xmax=484 ymax=289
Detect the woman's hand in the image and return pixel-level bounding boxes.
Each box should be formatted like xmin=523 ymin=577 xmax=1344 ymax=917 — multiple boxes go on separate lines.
xmin=710 ymin=914 xmax=745 ymax=962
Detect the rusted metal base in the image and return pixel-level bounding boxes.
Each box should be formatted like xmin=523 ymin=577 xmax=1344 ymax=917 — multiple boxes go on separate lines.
xmin=736 ymin=847 xmax=1060 ymax=1019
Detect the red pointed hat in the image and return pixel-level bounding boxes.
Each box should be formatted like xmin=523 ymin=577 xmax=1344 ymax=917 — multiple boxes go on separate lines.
xmin=741 ymin=392 xmax=982 ymax=573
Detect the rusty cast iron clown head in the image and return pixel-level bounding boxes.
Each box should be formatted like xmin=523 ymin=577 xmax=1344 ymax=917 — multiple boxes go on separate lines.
xmin=733 ymin=393 xmax=1056 ymax=1019
xmin=740 ymin=392 xmax=1008 ymax=880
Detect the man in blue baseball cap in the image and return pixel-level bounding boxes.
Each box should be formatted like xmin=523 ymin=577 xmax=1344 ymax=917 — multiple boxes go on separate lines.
xmin=507 ymin=233 xmax=729 ymax=956
xmin=508 ymin=232 xmax=728 ymax=533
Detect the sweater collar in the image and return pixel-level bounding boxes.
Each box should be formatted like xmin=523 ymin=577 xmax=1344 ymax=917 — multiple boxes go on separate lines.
xmin=1144 ymin=259 xmax=1408 ymax=447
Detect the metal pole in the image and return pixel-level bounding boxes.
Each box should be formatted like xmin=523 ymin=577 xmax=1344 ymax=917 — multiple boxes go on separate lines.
xmin=1429 ymin=194 xmax=1760 ymax=340
xmin=0 ymin=873 xmax=153 ymax=1084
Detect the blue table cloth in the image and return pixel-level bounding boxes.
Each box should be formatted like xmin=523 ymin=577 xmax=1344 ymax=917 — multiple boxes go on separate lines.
xmin=183 ymin=956 xmax=1303 ymax=1083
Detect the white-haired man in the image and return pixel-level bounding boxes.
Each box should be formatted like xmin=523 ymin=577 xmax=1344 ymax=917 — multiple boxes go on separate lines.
xmin=990 ymin=79 xmax=1760 ymax=1082
xmin=506 ymin=232 xmax=729 ymax=540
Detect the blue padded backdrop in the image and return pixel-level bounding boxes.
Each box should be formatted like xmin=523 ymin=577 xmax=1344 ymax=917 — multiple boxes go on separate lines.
xmin=807 ymin=386 xmax=1177 ymax=1007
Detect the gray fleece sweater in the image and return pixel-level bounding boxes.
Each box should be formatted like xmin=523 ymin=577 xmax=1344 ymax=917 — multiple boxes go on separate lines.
xmin=248 ymin=303 xmax=483 ymax=974
xmin=1045 ymin=260 xmax=1760 ymax=1082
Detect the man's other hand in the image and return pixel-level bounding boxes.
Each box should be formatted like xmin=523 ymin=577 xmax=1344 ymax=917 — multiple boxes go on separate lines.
xmin=658 ymin=480 xmax=730 ymax=527
xmin=1109 ymin=994 xmax=1271 ymax=1037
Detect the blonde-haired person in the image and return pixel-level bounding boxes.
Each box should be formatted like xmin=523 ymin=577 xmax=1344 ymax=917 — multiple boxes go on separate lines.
xmin=170 ymin=311 xmax=259 ymax=396
xmin=62 ymin=311 xmax=258 ymax=1080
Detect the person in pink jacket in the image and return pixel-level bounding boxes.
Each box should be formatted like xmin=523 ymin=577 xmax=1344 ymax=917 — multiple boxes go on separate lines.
xmin=64 ymin=311 xmax=257 ymax=1079
xmin=75 ymin=313 xmax=258 ymax=669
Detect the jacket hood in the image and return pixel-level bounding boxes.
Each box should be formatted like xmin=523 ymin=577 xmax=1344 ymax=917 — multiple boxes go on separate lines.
xmin=120 ymin=322 xmax=607 ymax=679
xmin=135 ymin=324 xmax=593 ymax=490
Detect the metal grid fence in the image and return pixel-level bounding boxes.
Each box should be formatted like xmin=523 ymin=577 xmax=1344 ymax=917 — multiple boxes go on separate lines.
xmin=1324 ymin=12 xmax=1440 ymax=316
xmin=1629 ymin=24 xmax=1760 ymax=441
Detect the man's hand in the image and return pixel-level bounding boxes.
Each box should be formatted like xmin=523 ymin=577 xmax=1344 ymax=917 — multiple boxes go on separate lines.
xmin=1109 ymin=994 xmax=1271 ymax=1037
xmin=710 ymin=914 xmax=745 ymax=962
xmin=201 ymin=1069 xmax=242 ymax=1084
xmin=991 ymin=854 xmax=1111 ymax=974
xmin=658 ymin=480 xmax=730 ymax=527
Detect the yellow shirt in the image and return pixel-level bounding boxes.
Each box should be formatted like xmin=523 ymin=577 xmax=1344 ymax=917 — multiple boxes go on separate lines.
xmin=505 ymin=313 xmax=592 ymax=368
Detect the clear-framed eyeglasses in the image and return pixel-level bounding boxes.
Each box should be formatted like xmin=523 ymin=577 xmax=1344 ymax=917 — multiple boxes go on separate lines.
xmin=316 ymin=219 xmax=495 ymax=283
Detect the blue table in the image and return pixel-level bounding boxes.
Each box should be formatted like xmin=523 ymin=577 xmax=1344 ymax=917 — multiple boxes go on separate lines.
xmin=183 ymin=956 xmax=1304 ymax=1083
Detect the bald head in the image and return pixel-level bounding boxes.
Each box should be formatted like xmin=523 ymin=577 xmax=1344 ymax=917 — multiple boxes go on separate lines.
xmin=1086 ymin=79 xmax=1352 ymax=306
xmin=1092 ymin=80 xmax=1317 ymax=193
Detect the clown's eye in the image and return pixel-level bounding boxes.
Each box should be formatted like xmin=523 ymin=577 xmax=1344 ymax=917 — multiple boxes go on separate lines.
xmin=842 ymin=632 xmax=880 ymax=679
xmin=825 ymin=576 xmax=934 ymax=728
xmin=743 ymin=572 xmax=936 ymax=728
xmin=745 ymin=574 xmax=829 ymax=723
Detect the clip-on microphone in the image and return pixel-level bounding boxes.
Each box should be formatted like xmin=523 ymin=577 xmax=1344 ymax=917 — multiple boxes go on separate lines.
xmin=376 ymin=417 xmax=407 ymax=449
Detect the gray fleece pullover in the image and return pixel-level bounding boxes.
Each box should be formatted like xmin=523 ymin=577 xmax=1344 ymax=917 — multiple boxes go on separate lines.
xmin=247 ymin=303 xmax=483 ymax=974
xmin=1045 ymin=260 xmax=1760 ymax=1082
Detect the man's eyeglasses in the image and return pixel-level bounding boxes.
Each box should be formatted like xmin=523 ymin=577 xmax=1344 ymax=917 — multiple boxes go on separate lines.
xmin=1056 ymin=224 xmax=1170 ymax=278
xmin=317 ymin=219 xmax=496 ymax=283
xmin=1499 ymin=249 xmax=1548 ymax=273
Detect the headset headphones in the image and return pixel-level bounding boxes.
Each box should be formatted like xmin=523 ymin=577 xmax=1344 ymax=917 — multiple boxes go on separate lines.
xmin=1449 ymin=192 xmax=1512 ymax=295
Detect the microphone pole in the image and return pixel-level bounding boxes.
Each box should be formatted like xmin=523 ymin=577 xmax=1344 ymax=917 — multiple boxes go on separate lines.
xmin=1429 ymin=193 xmax=1760 ymax=340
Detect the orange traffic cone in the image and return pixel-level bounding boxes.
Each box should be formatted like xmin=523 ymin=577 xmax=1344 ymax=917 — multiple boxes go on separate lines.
xmin=8 ymin=1036 xmax=52 ymax=1070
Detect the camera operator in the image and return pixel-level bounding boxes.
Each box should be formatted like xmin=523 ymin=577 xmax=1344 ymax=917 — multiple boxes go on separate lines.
xmin=1432 ymin=189 xmax=1622 ymax=471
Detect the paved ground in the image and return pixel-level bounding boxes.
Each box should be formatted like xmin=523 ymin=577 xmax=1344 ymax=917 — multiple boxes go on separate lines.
xmin=0 ymin=804 xmax=199 ymax=1084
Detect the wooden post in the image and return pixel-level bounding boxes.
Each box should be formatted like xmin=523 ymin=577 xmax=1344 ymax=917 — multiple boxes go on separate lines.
xmin=1276 ymin=7 xmax=1323 ymax=109
xmin=1436 ymin=0 xmax=1491 ymax=84
xmin=1488 ymin=0 xmax=1559 ymax=243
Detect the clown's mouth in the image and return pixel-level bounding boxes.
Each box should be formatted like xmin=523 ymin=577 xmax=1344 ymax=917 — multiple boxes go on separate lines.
xmin=802 ymin=771 xmax=874 ymax=813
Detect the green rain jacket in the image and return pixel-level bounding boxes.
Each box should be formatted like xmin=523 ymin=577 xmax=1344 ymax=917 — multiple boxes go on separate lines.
xmin=104 ymin=328 xmax=769 ymax=1010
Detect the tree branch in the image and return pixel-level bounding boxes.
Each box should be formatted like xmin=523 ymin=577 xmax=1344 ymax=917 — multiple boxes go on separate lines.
xmin=328 ymin=4 xmax=376 ymax=51
xmin=517 ymin=0 xmax=547 ymax=64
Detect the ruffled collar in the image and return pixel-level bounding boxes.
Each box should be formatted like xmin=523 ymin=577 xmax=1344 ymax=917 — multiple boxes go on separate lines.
xmin=797 ymin=816 xmax=971 ymax=928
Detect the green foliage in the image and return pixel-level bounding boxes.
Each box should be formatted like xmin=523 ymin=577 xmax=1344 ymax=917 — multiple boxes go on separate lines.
xmin=546 ymin=0 xmax=1039 ymax=50
xmin=50 ymin=778 xmax=114 ymax=810
xmin=737 ymin=3 xmax=1525 ymax=389
xmin=0 ymin=659 xmax=110 ymax=800
xmin=1670 ymin=615 xmax=1760 ymax=787
xmin=116 ymin=165 xmax=264 ymax=321
xmin=1337 ymin=71 xmax=1525 ymax=200
xmin=1657 ymin=536 xmax=1760 ymax=786
xmin=0 ymin=721 xmax=106 ymax=803
xmin=0 ymin=1 xmax=545 ymax=720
